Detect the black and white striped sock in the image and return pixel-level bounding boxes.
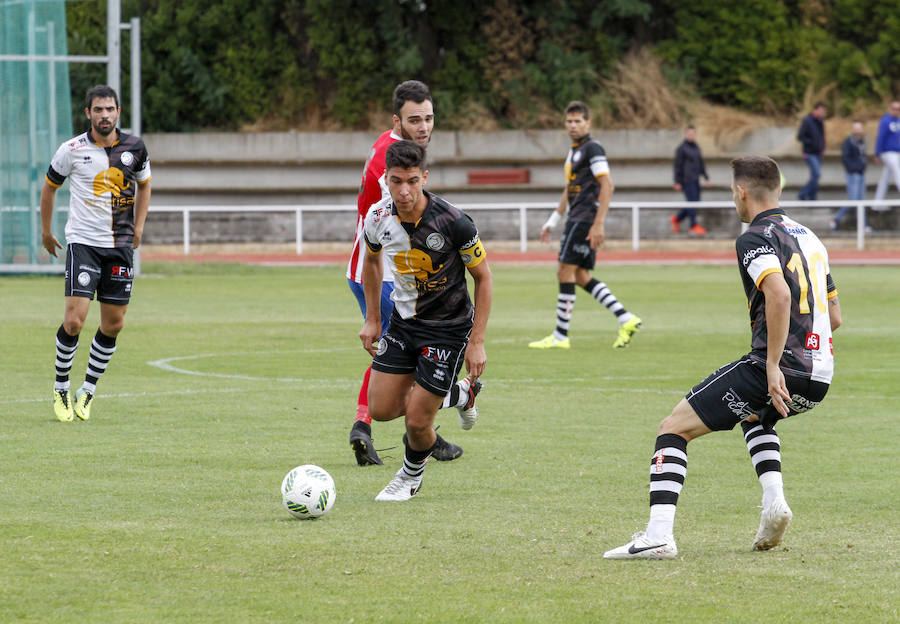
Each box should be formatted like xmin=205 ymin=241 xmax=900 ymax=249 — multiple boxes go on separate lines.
xmin=82 ymin=330 xmax=117 ymax=395
xmin=54 ymin=325 xmax=79 ymax=392
xmin=582 ymin=278 xmax=632 ymax=323
xmin=552 ymin=282 xmax=576 ymax=341
xmin=741 ymin=421 xmax=784 ymax=507
xmin=646 ymin=433 xmax=688 ymax=541
xmin=400 ymin=438 xmax=432 ymax=479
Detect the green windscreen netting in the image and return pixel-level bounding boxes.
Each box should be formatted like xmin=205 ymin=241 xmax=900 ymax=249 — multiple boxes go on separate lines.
xmin=1 ymin=0 xmax=73 ymax=271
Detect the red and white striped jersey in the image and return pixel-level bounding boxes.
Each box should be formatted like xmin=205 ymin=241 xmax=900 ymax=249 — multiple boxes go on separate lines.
xmin=347 ymin=129 xmax=401 ymax=283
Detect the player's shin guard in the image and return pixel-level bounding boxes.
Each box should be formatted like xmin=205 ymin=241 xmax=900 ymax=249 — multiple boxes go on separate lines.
xmin=554 ymin=282 xmax=576 ymax=341
xmin=82 ymin=329 xmax=116 ymax=394
xmin=741 ymin=420 xmax=784 ymax=507
xmin=582 ymin=278 xmax=631 ymax=322
xmin=646 ymin=434 xmax=688 ymax=541
xmin=355 ymin=366 xmax=373 ymax=424
xmin=54 ymin=325 xmax=79 ymax=391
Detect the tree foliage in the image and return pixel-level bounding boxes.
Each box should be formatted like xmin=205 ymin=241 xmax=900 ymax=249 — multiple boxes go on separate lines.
xmin=64 ymin=0 xmax=900 ymax=132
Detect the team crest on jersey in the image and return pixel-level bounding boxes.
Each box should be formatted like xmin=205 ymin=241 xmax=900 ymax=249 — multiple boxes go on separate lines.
xmin=120 ymin=151 xmax=134 ymax=166
xmin=426 ymin=233 xmax=445 ymax=250
xmin=573 ymin=151 xmax=582 ymax=162
xmin=805 ymin=333 xmax=820 ymax=350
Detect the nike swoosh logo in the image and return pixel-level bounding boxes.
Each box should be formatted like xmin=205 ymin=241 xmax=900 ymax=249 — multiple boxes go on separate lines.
xmin=628 ymin=543 xmax=667 ymax=554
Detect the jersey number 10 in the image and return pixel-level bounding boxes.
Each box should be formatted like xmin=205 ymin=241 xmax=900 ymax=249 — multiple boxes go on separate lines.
xmin=786 ymin=252 xmax=827 ymax=315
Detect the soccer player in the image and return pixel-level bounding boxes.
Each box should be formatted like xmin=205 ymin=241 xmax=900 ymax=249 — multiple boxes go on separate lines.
xmin=529 ymin=101 xmax=642 ymax=350
xmin=40 ymin=85 xmax=151 ymax=422
xmin=359 ymin=141 xmax=493 ymax=501
xmin=347 ymin=80 xmax=479 ymax=466
xmin=604 ymin=156 xmax=842 ymax=559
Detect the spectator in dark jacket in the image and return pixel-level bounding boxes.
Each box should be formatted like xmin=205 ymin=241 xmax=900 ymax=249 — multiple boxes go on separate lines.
xmin=797 ymin=102 xmax=827 ymax=200
xmin=832 ymin=120 xmax=868 ymax=230
xmin=671 ymin=126 xmax=711 ymax=235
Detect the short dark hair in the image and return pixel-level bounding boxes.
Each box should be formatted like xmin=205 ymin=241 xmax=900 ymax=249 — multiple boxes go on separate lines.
xmin=385 ymin=140 xmax=427 ymax=171
xmin=393 ymin=80 xmax=432 ymax=116
xmin=86 ymin=85 xmax=119 ymax=109
xmin=565 ymin=100 xmax=590 ymax=119
xmin=731 ymin=156 xmax=782 ymax=199
xmin=813 ymin=101 xmax=826 ymax=110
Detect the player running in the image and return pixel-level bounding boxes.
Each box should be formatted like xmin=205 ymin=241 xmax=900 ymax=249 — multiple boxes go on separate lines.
xmin=347 ymin=80 xmax=479 ymax=466
xmin=359 ymin=140 xmax=493 ymax=501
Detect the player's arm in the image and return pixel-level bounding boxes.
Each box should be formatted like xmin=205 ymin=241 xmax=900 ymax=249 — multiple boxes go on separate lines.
xmin=758 ymin=271 xmax=792 ymax=418
xmin=465 ymin=259 xmax=493 ymax=380
xmin=40 ymin=179 xmax=62 ymax=257
xmin=587 ymin=173 xmax=614 ymax=249
xmin=359 ymin=242 xmax=384 ymax=357
xmin=133 ymin=180 xmax=151 ymax=249
xmin=540 ymin=188 xmax=568 ymax=243
xmin=829 ymin=295 xmax=842 ymax=331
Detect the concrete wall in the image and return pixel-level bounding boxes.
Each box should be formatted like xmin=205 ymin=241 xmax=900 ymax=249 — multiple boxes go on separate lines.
xmin=141 ymin=128 xmax=894 ymax=244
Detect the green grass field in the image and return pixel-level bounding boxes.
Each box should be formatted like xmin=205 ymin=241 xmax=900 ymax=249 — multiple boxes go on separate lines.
xmin=1 ymin=261 xmax=897 ymax=623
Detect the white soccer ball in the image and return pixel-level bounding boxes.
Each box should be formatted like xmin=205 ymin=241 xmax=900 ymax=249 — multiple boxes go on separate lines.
xmin=281 ymin=464 xmax=336 ymax=519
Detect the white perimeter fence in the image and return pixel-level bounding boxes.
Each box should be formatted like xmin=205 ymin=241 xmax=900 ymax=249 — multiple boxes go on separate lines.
xmin=149 ymin=199 xmax=895 ymax=255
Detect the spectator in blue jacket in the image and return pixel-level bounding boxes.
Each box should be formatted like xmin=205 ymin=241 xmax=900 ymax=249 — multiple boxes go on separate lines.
xmin=873 ymin=100 xmax=900 ymax=211
xmin=671 ymin=125 xmax=711 ymax=235
xmin=797 ymin=102 xmax=827 ymax=200
xmin=832 ymin=120 xmax=867 ymax=230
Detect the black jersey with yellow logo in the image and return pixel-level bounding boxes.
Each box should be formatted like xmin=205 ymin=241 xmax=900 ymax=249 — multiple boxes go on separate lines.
xmin=363 ymin=190 xmax=486 ymax=323
xmin=565 ymin=134 xmax=610 ymax=223
xmin=46 ymin=129 xmax=151 ymax=248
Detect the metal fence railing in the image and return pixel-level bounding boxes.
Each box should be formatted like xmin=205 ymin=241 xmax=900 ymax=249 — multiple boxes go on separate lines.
xmin=148 ymin=199 xmax=895 ymax=255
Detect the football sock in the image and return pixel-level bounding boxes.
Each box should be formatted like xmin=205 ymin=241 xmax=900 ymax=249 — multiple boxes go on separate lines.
xmin=646 ymin=433 xmax=688 ymax=541
xmin=552 ymin=282 xmax=576 ymax=341
xmin=741 ymin=421 xmax=784 ymax=507
xmin=355 ymin=366 xmax=373 ymax=425
xmin=582 ymin=278 xmax=632 ymax=324
xmin=54 ymin=325 xmax=79 ymax=392
xmin=81 ymin=329 xmax=117 ymax=395
xmin=401 ymin=437 xmax=432 ymax=479
xmin=440 ymin=378 xmax=469 ymax=409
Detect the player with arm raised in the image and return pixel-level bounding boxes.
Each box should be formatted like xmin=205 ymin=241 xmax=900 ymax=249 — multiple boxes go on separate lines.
xmin=604 ymin=156 xmax=841 ymax=559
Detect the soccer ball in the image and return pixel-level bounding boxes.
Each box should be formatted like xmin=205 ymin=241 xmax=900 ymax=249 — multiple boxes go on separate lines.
xmin=281 ymin=465 xmax=336 ymax=519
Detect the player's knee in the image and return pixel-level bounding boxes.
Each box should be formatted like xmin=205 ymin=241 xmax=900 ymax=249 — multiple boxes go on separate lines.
xmin=63 ymin=316 xmax=84 ymax=336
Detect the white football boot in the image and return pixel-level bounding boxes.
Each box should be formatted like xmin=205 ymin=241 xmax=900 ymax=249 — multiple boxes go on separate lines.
xmin=603 ymin=531 xmax=678 ymax=560
xmin=375 ymin=469 xmax=423 ymax=502
xmin=457 ymin=377 xmax=482 ymax=430
xmin=753 ymin=498 xmax=793 ymax=550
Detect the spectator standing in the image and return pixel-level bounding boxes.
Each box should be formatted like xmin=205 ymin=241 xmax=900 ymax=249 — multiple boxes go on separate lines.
xmin=671 ymin=125 xmax=711 ymax=235
xmin=832 ymin=120 xmax=867 ymax=230
xmin=797 ymin=102 xmax=827 ymax=201
xmin=872 ymin=100 xmax=900 ymax=211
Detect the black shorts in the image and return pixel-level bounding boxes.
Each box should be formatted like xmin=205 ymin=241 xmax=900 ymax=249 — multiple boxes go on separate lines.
xmin=558 ymin=220 xmax=595 ymax=269
xmin=65 ymin=243 xmax=134 ymax=304
xmin=371 ymin=314 xmax=472 ymax=397
xmin=685 ymin=355 xmax=830 ymax=431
